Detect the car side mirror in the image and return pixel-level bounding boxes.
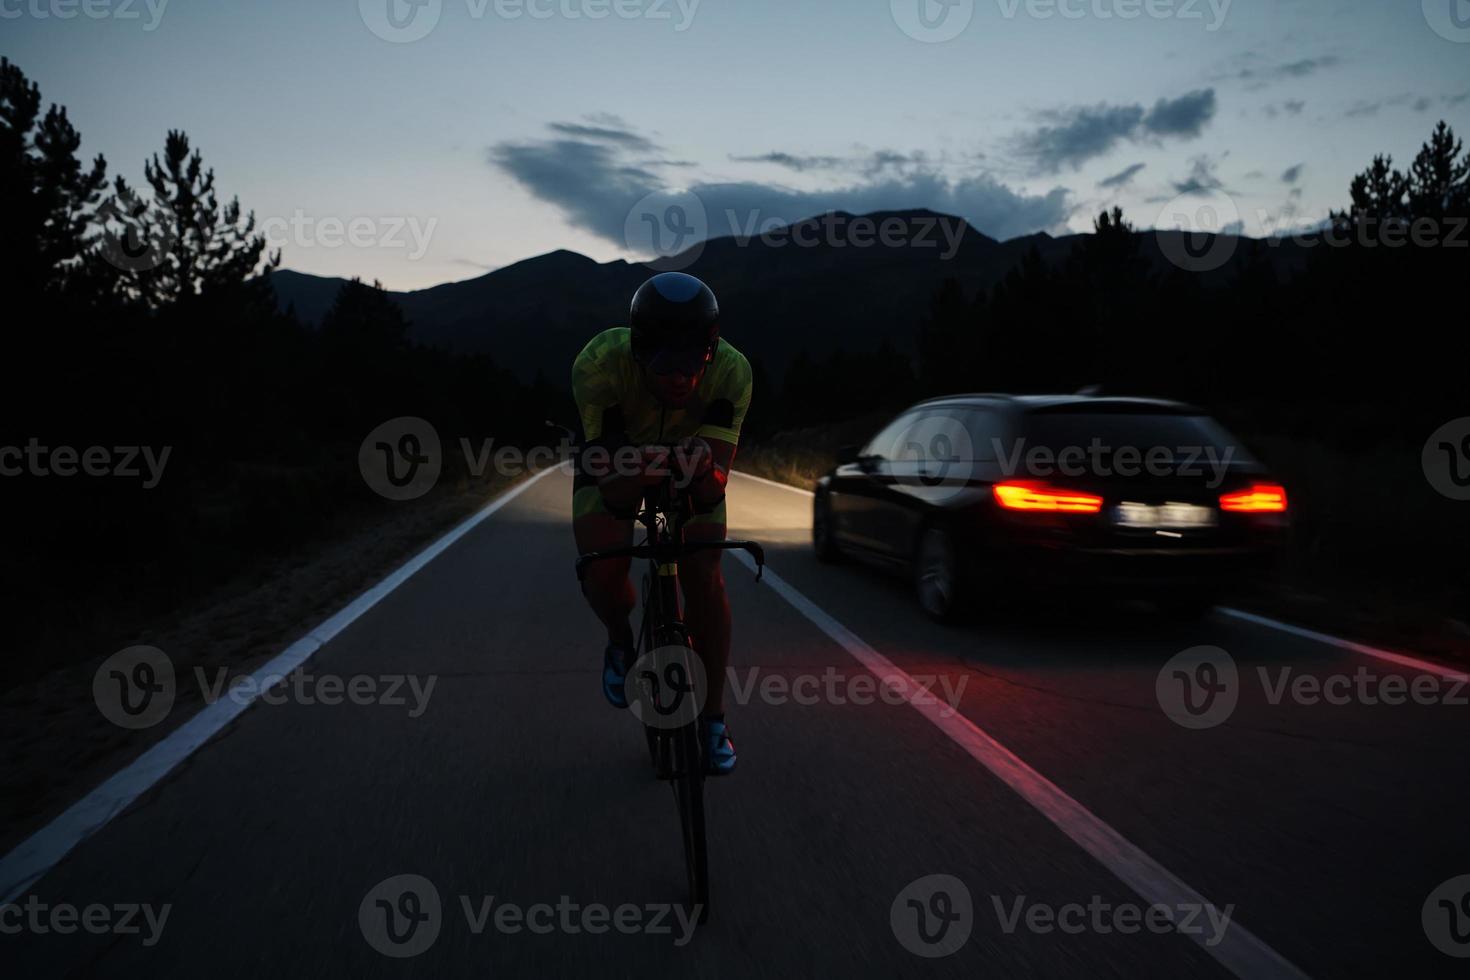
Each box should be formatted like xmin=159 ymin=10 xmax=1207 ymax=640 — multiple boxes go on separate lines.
xmin=837 ymin=445 xmax=862 ymax=465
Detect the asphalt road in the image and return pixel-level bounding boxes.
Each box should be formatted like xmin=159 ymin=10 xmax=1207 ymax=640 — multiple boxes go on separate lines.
xmin=4 ymin=467 xmax=1469 ymax=978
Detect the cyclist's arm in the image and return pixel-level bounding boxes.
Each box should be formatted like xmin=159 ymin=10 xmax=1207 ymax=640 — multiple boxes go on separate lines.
xmin=684 ymin=350 xmax=751 ymax=509
xmin=679 ymin=437 xmax=735 ymax=509
xmin=573 ymin=338 xmax=656 ymax=517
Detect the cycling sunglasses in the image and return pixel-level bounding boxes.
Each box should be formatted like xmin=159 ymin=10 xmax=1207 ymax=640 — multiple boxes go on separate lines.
xmin=641 ymin=345 xmax=714 ymax=377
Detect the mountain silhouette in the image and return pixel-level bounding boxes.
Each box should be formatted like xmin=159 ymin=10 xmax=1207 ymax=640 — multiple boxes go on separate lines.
xmin=270 ymin=209 xmax=1303 ymax=382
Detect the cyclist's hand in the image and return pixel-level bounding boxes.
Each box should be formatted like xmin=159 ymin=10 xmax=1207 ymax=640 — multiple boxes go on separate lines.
xmin=674 ymin=437 xmax=714 ymax=481
xmin=674 ymin=437 xmax=727 ymax=505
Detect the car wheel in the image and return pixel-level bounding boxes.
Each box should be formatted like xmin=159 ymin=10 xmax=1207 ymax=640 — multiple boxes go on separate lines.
xmin=914 ymin=526 xmax=965 ymax=622
xmin=813 ymin=492 xmax=843 ymax=563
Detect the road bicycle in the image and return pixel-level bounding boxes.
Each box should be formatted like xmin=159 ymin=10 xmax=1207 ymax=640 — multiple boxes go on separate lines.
xmin=575 ymin=467 xmax=764 ymax=925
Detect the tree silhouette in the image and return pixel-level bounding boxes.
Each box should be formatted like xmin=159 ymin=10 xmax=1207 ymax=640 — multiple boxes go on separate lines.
xmin=0 ymin=57 xmax=109 ymax=299
xmin=1407 ymin=122 xmax=1469 ymax=220
xmin=100 ymin=129 xmax=279 ymax=308
xmin=320 ymin=277 xmax=411 ymax=352
xmin=1332 ymin=154 xmax=1410 ymax=232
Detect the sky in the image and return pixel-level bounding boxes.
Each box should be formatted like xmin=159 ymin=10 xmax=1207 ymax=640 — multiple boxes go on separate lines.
xmin=5 ymin=0 xmax=1469 ymax=289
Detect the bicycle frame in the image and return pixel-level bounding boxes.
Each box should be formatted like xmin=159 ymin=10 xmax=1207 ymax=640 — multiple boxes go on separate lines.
xmin=574 ymin=470 xmax=764 ymax=925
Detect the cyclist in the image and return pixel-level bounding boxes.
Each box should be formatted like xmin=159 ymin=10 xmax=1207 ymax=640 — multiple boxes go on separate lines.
xmin=572 ymin=272 xmax=752 ymax=775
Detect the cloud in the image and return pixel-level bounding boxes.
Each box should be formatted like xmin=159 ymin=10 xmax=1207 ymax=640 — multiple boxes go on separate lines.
xmin=1014 ymin=104 xmax=1146 ymax=173
xmin=729 ymin=149 xmax=931 ymax=178
xmin=1170 ymin=156 xmax=1227 ymax=195
xmin=1098 ymin=163 xmax=1146 ymax=189
xmin=1142 ymin=90 xmax=1218 ymax=138
xmin=729 ymin=152 xmax=846 ymax=172
xmin=1263 ymin=99 xmax=1306 ymax=119
xmin=546 ymin=122 xmax=657 ymax=152
xmin=1218 ymin=55 xmax=1341 ymax=89
xmin=1342 ymin=91 xmax=1465 ymax=119
xmin=1281 ymin=163 xmax=1304 ymax=184
xmin=491 ymin=125 xmax=1073 ymax=246
xmin=1014 ymin=89 xmax=1215 ymax=173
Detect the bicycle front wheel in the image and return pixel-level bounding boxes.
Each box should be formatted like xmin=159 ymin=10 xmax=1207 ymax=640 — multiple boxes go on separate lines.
xmin=671 ymin=714 xmax=709 ymax=924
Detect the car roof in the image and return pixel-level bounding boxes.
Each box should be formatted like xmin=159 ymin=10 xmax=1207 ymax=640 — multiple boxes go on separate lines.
xmin=911 ymin=393 xmax=1204 ymax=414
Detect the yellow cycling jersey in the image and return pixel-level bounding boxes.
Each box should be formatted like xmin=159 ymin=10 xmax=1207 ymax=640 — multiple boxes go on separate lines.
xmin=571 ymin=327 xmax=753 ymax=447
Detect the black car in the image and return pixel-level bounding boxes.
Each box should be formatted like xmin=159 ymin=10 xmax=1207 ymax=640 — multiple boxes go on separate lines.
xmin=813 ymin=394 xmax=1290 ymax=620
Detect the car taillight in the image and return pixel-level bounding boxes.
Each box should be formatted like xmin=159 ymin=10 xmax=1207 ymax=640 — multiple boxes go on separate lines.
xmin=994 ymin=482 xmax=1104 ymax=514
xmin=1219 ymin=483 xmax=1288 ymax=513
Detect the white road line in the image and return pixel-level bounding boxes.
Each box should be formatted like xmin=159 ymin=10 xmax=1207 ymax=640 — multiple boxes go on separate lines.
xmin=0 ymin=467 xmax=561 ymax=905
xmin=732 ymin=469 xmax=816 ymax=496
xmin=731 ymin=551 xmax=1310 ymax=980
xmin=1219 ymin=607 xmax=1467 ymax=681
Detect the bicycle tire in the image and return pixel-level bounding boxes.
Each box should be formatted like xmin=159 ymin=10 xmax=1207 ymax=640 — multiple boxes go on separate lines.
xmin=672 ymin=707 xmax=709 ymax=924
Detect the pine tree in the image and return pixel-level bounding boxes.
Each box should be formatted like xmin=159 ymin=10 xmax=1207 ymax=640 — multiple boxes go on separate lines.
xmin=0 ymin=57 xmax=109 ymax=298
xmin=1331 ymin=154 xmax=1409 ymax=231
xmin=1407 ymin=121 xmax=1470 ymax=220
xmin=99 ymin=129 xmax=279 ymax=308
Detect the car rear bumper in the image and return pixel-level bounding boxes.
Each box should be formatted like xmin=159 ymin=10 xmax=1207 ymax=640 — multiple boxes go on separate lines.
xmin=986 ymin=542 xmax=1283 ymax=596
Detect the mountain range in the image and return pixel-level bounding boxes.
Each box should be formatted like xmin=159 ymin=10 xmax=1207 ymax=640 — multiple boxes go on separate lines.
xmin=270 ymin=210 xmax=1305 ymax=384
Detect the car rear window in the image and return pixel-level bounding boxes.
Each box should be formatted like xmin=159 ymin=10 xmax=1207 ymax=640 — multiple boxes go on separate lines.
xmin=1019 ymin=411 xmax=1250 ymax=460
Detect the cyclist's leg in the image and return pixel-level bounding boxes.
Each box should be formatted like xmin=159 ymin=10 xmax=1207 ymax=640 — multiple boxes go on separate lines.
xmin=680 ymin=500 xmax=730 ymax=714
xmin=573 ymin=485 xmax=635 ymax=649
